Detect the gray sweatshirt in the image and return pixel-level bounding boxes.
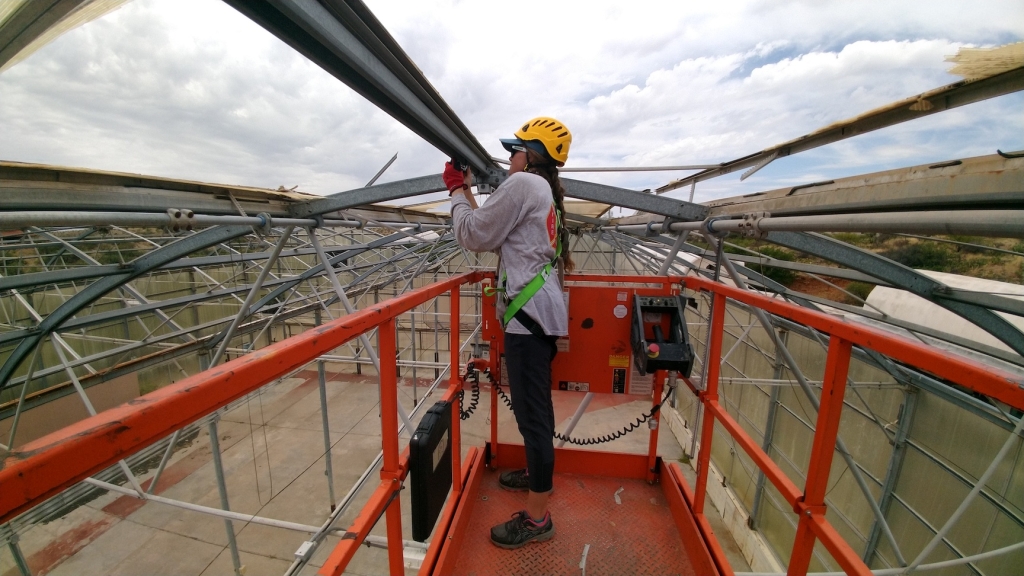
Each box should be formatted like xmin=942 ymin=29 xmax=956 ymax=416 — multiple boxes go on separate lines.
xmin=451 ymin=172 xmax=568 ymax=337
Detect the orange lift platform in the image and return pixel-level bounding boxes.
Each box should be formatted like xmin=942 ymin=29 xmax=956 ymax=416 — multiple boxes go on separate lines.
xmin=424 ymin=274 xmax=717 ymax=576
xmin=2 ymin=273 xmax=1022 ymax=576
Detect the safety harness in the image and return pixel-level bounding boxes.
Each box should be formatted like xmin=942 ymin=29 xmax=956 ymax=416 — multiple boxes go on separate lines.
xmin=483 ymin=204 xmax=561 ymax=339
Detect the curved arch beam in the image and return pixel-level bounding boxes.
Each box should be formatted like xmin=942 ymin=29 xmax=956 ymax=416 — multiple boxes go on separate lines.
xmin=767 ymin=231 xmax=1024 ymax=358
xmin=248 ymin=230 xmax=415 ymax=312
xmin=616 ymin=231 xmax=823 ymax=310
xmin=0 ymin=225 xmax=253 ymax=391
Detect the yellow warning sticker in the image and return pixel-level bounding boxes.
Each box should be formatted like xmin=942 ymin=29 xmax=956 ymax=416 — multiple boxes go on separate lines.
xmin=609 ymin=355 xmax=630 ymax=367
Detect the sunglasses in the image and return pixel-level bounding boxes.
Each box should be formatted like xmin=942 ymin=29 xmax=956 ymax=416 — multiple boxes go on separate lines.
xmin=509 ymin=145 xmax=527 ymax=160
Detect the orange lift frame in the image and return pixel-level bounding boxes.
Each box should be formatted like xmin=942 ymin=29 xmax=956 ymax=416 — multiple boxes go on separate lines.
xmin=1 ymin=272 xmax=1022 ymax=575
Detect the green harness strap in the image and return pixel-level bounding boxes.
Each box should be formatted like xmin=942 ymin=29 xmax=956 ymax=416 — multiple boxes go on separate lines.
xmin=500 ymin=205 xmax=561 ymax=327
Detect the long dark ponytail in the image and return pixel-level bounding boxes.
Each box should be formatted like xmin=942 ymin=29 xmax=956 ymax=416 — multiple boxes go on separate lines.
xmin=526 ymin=152 xmax=575 ymax=273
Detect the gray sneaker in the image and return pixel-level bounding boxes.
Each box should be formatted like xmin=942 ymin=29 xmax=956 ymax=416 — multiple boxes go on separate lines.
xmin=490 ymin=511 xmax=555 ymax=549
xmin=498 ymin=468 xmax=530 ymax=491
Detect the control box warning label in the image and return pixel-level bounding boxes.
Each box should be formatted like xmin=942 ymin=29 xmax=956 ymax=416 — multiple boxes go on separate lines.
xmin=612 ymin=368 xmax=626 ymax=394
xmin=558 ymin=381 xmax=590 ymax=392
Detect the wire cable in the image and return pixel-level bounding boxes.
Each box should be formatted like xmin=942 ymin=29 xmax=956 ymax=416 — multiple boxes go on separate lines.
xmin=457 ymin=364 xmax=481 ymax=420
xmin=491 ymin=377 xmax=674 ymax=446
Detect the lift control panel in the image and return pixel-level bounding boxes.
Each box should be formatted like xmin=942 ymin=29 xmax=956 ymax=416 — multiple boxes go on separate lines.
xmin=630 ymin=294 xmax=695 ymax=377
xmin=481 ymin=277 xmax=684 ymax=395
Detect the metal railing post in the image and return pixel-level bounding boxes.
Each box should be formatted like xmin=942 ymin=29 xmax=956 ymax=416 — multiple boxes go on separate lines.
xmin=707 ymin=233 xmax=908 ymax=565
xmin=377 ymin=318 xmax=404 ymax=575
xmin=450 ymin=286 xmax=463 ymax=495
xmin=208 ymin=416 xmax=243 ymax=576
xmin=411 ymin=310 xmax=418 ymax=405
xmin=694 ymin=292 xmax=726 ymax=515
xmin=646 ymin=372 xmax=666 ymax=483
xmin=788 ymin=337 xmax=855 ymax=576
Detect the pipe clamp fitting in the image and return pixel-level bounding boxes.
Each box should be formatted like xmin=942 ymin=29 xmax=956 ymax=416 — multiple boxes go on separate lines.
xmin=166 ymin=208 xmax=195 ymax=232
xmin=703 ymin=217 xmax=729 ymax=238
xmin=739 ymin=211 xmax=770 ymax=239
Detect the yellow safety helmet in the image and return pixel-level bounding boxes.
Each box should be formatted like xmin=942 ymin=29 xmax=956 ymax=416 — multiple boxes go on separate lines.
xmin=500 ymin=116 xmax=572 ymax=166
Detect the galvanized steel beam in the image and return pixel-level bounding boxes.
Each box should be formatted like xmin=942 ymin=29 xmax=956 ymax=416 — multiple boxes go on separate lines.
xmin=30 ymin=227 xmax=198 ymax=343
xmin=657 ymin=68 xmax=1024 ymax=193
xmin=768 ymin=231 xmax=1024 ymax=358
xmin=0 ymin=225 xmax=253 ymax=390
xmin=700 ymin=154 xmax=1024 ymax=218
xmin=249 ymin=230 xmax=422 ymax=310
xmin=291 ymin=175 xmax=447 ymax=218
xmin=208 ymin=227 xmax=295 ymax=362
xmin=0 ymin=264 xmax=123 ymax=292
xmin=0 ymin=0 xmax=90 ymax=69
xmin=223 ymin=0 xmax=494 ymax=173
xmin=862 ymin=388 xmax=918 ymax=565
xmin=563 ymin=178 xmax=707 ymax=221
xmin=613 ymin=210 xmax=1024 ymax=239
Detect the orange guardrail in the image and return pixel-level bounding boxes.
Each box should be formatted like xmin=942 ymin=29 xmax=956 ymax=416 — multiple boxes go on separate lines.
xmin=2 ymin=270 xmax=1022 ymax=576
xmin=678 ymin=274 xmax=1024 ymax=576
xmin=0 ymin=272 xmax=483 ymax=528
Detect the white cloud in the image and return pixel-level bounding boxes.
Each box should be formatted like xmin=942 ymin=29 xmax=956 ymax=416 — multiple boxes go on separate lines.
xmin=0 ymin=0 xmax=1021 ymax=201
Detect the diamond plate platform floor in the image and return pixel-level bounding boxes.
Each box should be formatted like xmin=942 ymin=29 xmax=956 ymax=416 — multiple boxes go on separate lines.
xmin=450 ymin=467 xmax=697 ymax=576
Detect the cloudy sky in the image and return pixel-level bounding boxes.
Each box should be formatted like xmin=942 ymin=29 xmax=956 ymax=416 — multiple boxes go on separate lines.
xmin=1 ymin=0 xmax=1022 ymax=208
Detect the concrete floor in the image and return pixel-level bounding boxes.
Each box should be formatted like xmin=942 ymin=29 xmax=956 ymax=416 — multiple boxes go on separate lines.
xmin=1 ymin=367 xmax=750 ymax=576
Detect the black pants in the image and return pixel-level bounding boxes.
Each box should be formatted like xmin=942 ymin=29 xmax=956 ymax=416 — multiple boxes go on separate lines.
xmin=504 ymin=332 xmax=558 ymax=493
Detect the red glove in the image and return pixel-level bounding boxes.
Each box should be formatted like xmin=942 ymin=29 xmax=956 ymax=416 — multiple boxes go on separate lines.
xmin=443 ymin=162 xmax=466 ymax=194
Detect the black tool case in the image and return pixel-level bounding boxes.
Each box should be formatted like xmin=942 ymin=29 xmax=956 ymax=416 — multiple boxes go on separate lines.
xmin=409 ymin=400 xmax=452 ymax=542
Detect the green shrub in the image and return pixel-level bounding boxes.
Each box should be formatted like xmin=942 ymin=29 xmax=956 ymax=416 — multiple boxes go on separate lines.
xmin=845 ymin=281 xmax=875 ymax=304
xmin=747 ymin=245 xmax=798 ymax=286
xmin=880 ymin=242 xmax=954 ymax=272
xmin=828 ymin=232 xmax=872 ymax=247
xmin=871 ymin=233 xmax=896 ymax=246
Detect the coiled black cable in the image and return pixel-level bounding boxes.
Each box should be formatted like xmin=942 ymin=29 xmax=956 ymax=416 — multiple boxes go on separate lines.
xmin=493 ymin=379 xmax=673 ymax=446
xmin=458 ymin=365 xmax=481 ymax=421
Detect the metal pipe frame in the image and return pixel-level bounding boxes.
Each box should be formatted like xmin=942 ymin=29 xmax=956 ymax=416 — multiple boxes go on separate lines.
xmin=1 ymin=263 xmax=1023 ymax=576
xmin=2 ymin=3 xmax=1023 ymax=573
xmin=609 ymin=209 xmax=1024 ymax=239
xmin=0 ymin=222 xmax=483 ymax=553
xmin=0 ymin=224 xmax=465 ymax=401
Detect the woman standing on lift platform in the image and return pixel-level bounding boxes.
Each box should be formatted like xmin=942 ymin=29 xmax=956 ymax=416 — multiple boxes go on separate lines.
xmin=445 ymin=117 xmax=574 ymax=549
